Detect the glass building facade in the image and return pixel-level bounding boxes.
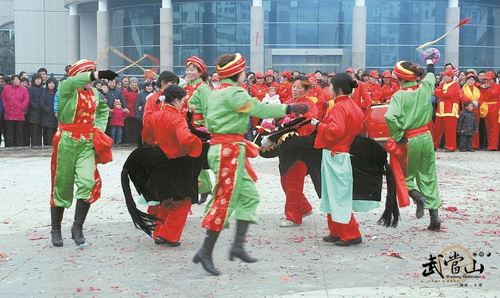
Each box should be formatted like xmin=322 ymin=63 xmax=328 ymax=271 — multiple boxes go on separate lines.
xmin=107 ymin=0 xmax=500 ymax=75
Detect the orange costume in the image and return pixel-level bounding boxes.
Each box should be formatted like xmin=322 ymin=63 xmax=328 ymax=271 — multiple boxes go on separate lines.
xmin=479 ymin=72 xmax=500 ymax=150
xmin=150 ymin=103 xmax=202 ymax=244
xmin=364 ymin=81 xmax=384 ymax=105
xmin=381 ymin=81 xmax=400 ymax=103
xmin=433 ymin=70 xmax=460 ymax=151
xmin=250 ymin=82 xmax=268 ymax=101
xmin=281 ymin=95 xmax=318 ymax=225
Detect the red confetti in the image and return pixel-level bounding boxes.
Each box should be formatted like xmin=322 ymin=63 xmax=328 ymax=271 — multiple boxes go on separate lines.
xmin=445 ymin=206 xmax=458 ymax=212
xmin=29 ymin=234 xmax=48 ymax=240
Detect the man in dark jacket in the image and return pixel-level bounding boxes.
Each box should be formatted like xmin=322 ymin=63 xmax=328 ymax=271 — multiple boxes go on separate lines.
xmin=27 ymin=74 xmax=45 ymax=146
xmin=104 ymin=79 xmax=128 ymax=109
xmin=457 ymin=101 xmax=479 ymax=152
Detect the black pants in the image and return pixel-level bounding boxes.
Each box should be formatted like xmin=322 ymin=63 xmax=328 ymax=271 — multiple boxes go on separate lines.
xmin=30 ymin=123 xmax=43 ymax=146
xmin=43 ymin=127 xmax=57 ymax=146
xmin=4 ymin=120 xmax=24 ymax=147
xmin=23 ymin=120 xmax=31 ymax=146
xmin=479 ymin=118 xmax=488 ymax=149
xmin=123 ymin=117 xmax=140 ymax=144
xmin=459 ymin=135 xmax=473 ymax=151
xmin=136 ymin=119 xmax=144 ymax=147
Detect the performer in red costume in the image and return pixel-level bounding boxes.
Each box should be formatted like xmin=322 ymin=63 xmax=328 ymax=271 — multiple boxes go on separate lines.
xmin=141 ymin=71 xmax=180 ymax=146
xmin=278 ymin=70 xmax=293 ymax=103
xmin=311 ymin=73 xmax=364 ymax=246
xmin=346 ymin=68 xmax=371 ymax=117
xmin=306 ymin=74 xmax=326 ymax=117
xmin=479 ymin=71 xmax=500 ymax=150
xmin=433 ymin=69 xmax=460 ymax=152
xmin=279 ymin=76 xmax=318 ymax=227
xmin=148 ymin=85 xmax=203 ymax=246
xmin=250 ymin=72 xmax=268 ymax=101
xmin=265 ymin=70 xmax=279 ymax=88
xmin=380 ymin=70 xmax=400 ymax=103
xmin=364 ymin=70 xmax=383 ymax=105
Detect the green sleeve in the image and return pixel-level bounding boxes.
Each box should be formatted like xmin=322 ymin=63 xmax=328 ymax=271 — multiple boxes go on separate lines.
xmin=58 ymin=72 xmax=93 ymax=103
xmin=189 ymin=84 xmax=211 ymax=116
xmin=93 ymin=90 xmax=110 ymax=132
xmin=229 ymin=88 xmax=287 ymax=119
xmin=385 ymin=96 xmax=405 ymax=141
xmin=419 ymin=72 xmax=435 ymax=100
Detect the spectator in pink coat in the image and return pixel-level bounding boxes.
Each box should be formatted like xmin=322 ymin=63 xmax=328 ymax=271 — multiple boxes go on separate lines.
xmin=2 ymin=75 xmax=29 ymax=147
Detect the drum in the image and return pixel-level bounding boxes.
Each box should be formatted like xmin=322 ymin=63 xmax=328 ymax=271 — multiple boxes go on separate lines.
xmin=366 ymin=104 xmax=390 ymax=143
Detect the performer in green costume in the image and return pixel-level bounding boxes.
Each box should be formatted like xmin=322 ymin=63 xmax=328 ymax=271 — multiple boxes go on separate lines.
xmin=49 ymin=59 xmax=117 ymax=247
xmin=179 ymin=56 xmax=213 ymax=203
xmin=192 ymin=53 xmax=309 ymax=275
xmin=385 ymin=56 xmax=442 ymax=231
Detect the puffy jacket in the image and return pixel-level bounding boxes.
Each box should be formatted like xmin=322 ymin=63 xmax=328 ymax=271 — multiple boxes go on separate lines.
xmin=2 ymin=85 xmax=29 ymax=121
xmin=40 ymin=90 xmax=58 ymax=128
xmin=135 ymin=89 xmax=153 ymax=121
xmin=104 ymin=87 xmax=127 ymax=109
xmin=27 ymin=85 xmax=44 ymax=124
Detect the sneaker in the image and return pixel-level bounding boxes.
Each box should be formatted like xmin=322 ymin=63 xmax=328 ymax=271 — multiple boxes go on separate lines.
xmin=322 ymin=235 xmax=340 ymax=242
xmin=279 ymin=220 xmax=300 ymax=227
xmin=154 ymin=237 xmax=181 ymax=246
xmin=302 ymin=211 xmax=313 ymax=218
xmin=334 ymin=237 xmax=363 ymax=247
xmin=445 ymin=149 xmax=455 ymax=152
xmin=467 ymin=149 xmax=475 ymax=152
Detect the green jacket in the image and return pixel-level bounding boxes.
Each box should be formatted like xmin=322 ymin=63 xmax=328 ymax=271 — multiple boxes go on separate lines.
xmin=206 ymin=79 xmax=287 ymax=134
xmin=180 ymin=78 xmax=212 ymax=126
xmin=385 ymin=72 xmax=435 ymax=141
xmin=57 ymin=72 xmax=109 ymax=132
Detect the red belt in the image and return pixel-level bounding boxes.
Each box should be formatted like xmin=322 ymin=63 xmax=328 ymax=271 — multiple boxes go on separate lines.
xmin=211 ymin=133 xmax=259 ymax=181
xmin=58 ymin=123 xmax=113 ymax=164
xmin=59 ymin=123 xmax=94 ymax=139
xmin=406 ymin=125 xmax=429 ymax=139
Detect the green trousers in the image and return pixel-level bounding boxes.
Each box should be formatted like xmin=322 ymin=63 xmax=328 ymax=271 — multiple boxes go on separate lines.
xmin=51 ymin=132 xmax=101 ymax=208
xmin=406 ymin=132 xmax=441 ymax=210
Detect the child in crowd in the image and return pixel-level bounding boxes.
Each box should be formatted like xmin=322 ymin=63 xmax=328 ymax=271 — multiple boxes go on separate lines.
xmin=261 ymin=86 xmax=281 ymax=126
xmin=109 ymin=99 xmax=129 ymax=144
xmin=457 ymin=101 xmax=478 ymax=152
xmin=262 ymin=86 xmax=281 ymax=104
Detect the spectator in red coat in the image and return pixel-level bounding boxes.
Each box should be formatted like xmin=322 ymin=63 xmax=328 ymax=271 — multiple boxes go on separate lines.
xmin=2 ymin=75 xmax=29 ymax=147
xmin=278 ymin=70 xmax=293 ymax=103
xmin=122 ymin=77 xmax=140 ymax=143
xmin=250 ymin=72 xmax=268 ymax=101
xmin=380 ymin=70 xmax=400 ymax=103
xmin=364 ymin=70 xmax=383 ymax=104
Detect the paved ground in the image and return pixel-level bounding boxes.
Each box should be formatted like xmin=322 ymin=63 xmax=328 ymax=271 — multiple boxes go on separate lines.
xmin=0 ymin=146 xmax=499 ymax=297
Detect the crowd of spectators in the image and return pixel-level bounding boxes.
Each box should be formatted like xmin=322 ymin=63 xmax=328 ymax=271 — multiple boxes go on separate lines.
xmin=1 ymin=63 xmax=499 ymax=151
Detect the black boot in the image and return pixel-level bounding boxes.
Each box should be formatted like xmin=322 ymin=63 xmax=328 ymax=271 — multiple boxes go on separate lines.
xmin=50 ymin=207 xmax=65 ymax=247
xmin=193 ymin=229 xmax=221 ymax=276
xmin=409 ymin=190 xmax=425 ymax=219
xmin=229 ymin=220 xmax=258 ymax=263
xmin=198 ymin=193 xmax=210 ymax=205
xmin=427 ymin=209 xmax=441 ymax=231
xmin=71 ymin=200 xmax=91 ymax=245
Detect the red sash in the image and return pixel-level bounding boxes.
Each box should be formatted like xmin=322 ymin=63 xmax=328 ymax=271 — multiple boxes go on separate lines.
xmin=58 ymin=123 xmax=113 ymax=164
xmin=211 ymin=133 xmax=258 ymax=182
xmin=406 ymin=125 xmax=429 ymax=139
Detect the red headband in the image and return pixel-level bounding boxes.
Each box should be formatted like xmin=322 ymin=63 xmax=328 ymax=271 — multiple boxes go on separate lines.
xmin=68 ymin=59 xmax=96 ymax=77
xmin=393 ymin=61 xmax=418 ymax=81
xmin=186 ymin=56 xmax=207 ymax=76
xmin=216 ymin=53 xmax=246 ymax=79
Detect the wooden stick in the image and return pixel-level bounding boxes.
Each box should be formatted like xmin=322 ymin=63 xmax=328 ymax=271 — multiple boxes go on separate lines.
xmin=115 ymin=55 xmax=148 ymax=73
